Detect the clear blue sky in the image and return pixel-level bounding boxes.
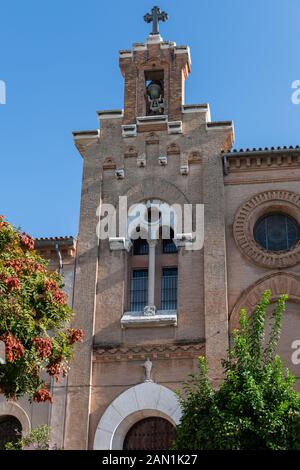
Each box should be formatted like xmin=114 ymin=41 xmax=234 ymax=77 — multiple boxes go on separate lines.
xmin=0 ymin=0 xmax=299 ymax=237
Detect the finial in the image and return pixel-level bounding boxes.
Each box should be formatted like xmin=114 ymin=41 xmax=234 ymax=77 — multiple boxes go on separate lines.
xmin=144 ymin=6 xmax=168 ymax=35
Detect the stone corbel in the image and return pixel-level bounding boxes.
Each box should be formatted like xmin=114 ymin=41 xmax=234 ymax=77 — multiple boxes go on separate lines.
xmin=137 ymin=154 xmax=146 ymax=167
xmin=109 ymin=237 xmax=132 ymax=252
xmin=158 ymin=155 xmax=168 ymax=166
xmin=180 ymin=164 xmax=189 ymax=175
xmin=115 ymin=168 xmax=125 ymax=179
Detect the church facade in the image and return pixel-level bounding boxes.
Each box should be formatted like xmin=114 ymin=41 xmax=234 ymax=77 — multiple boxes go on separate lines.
xmin=1 ymin=8 xmax=300 ymax=450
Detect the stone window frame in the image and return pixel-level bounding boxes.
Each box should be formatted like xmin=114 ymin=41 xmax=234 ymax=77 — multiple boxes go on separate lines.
xmin=233 ymin=190 xmax=300 ymax=268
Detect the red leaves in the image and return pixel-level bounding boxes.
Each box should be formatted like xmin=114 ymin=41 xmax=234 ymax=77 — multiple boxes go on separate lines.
xmin=44 ymin=279 xmax=58 ymax=292
xmin=47 ymin=361 xmax=64 ymax=382
xmin=52 ymin=291 xmax=66 ymax=304
xmin=33 ymin=389 xmax=52 ymax=403
xmin=5 ymin=258 xmax=47 ymax=275
xmin=33 ymin=338 xmax=52 ymax=359
xmin=44 ymin=279 xmax=67 ymax=304
xmin=0 ymin=215 xmax=8 ymax=229
xmin=19 ymin=232 xmax=34 ymax=251
xmin=3 ymin=276 xmax=21 ymax=291
xmin=0 ymin=333 xmax=25 ymax=362
xmin=67 ymin=328 xmax=84 ymax=344
xmin=5 ymin=259 xmax=24 ymax=273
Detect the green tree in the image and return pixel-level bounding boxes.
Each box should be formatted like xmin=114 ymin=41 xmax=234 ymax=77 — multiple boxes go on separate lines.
xmin=0 ymin=215 xmax=83 ymax=401
xmin=4 ymin=425 xmax=53 ymax=450
xmin=173 ymin=290 xmax=300 ymax=450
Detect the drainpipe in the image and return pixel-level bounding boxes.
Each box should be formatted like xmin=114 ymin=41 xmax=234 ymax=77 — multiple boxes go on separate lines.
xmin=55 ymin=243 xmax=63 ymax=276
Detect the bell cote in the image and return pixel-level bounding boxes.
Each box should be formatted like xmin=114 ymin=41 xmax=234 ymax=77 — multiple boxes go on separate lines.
xmin=119 ymin=7 xmax=191 ymax=125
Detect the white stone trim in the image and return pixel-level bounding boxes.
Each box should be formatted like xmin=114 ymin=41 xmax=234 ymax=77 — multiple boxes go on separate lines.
xmin=174 ymin=46 xmax=191 ymax=64
xmin=121 ymin=310 xmax=177 ymax=328
xmin=119 ymin=50 xmax=133 ymax=58
xmin=137 ymin=115 xmax=168 ymax=124
xmin=133 ymin=43 xmax=147 ymax=51
xmin=109 ymin=237 xmax=132 ymax=252
xmin=94 ymin=382 xmax=181 ymax=450
xmin=122 ymin=124 xmax=137 ymax=138
xmin=160 ymin=41 xmax=176 ymax=49
xmin=73 ymin=130 xmax=100 ymax=141
xmin=206 ymin=122 xmax=234 ymax=131
xmin=0 ymin=400 xmax=31 ymax=436
xmin=182 ymin=104 xmax=211 ymax=122
xmin=168 ymin=121 xmax=182 ymax=134
xmin=147 ymin=34 xmax=163 ymax=44
xmin=97 ymin=110 xmax=124 ymax=121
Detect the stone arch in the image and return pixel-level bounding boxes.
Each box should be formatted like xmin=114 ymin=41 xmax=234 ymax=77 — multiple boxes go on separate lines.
xmin=94 ymin=382 xmax=182 ymax=450
xmin=122 ymin=177 xmax=190 ymax=208
xmin=167 ymin=143 xmax=180 ymax=155
xmin=124 ymin=146 xmax=138 ymax=158
xmin=103 ymin=157 xmax=117 ymax=170
xmin=229 ymin=272 xmax=300 ymax=332
xmin=0 ymin=401 xmax=31 ymax=436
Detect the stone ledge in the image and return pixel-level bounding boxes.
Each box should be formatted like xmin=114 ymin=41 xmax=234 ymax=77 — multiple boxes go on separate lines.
xmin=93 ymin=340 xmax=205 ymax=362
xmin=121 ymin=310 xmax=177 ymax=328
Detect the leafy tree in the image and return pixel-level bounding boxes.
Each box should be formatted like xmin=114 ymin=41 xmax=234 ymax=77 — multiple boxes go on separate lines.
xmin=173 ymin=290 xmax=300 ymax=450
xmin=0 ymin=215 xmax=83 ymax=402
xmin=4 ymin=425 xmax=54 ymax=450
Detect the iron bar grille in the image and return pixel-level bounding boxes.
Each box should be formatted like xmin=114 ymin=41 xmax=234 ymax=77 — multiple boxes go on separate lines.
xmin=130 ymin=269 xmax=148 ymax=312
xmin=133 ymin=238 xmax=149 ymax=255
xmin=161 ymin=267 xmax=178 ymax=310
xmin=162 ymin=238 xmax=178 ymax=253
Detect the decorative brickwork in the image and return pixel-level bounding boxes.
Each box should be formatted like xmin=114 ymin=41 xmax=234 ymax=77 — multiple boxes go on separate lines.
xmin=233 ymin=190 xmax=300 ymax=268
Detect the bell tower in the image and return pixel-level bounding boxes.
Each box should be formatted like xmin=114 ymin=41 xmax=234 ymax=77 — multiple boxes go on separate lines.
xmin=119 ymin=6 xmax=191 ymax=127
xmin=67 ymin=5 xmax=234 ymax=450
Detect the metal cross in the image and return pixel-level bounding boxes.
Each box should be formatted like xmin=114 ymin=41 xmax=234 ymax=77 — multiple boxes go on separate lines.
xmin=144 ymin=6 xmax=168 ymax=35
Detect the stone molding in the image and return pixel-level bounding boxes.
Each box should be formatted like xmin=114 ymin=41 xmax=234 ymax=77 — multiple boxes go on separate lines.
xmin=121 ymin=310 xmax=177 ymax=328
xmin=233 ymin=189 xmax=300 ymax=268
xmin=229 ymin=272 xmax=300 ymax=332
xmin=224 ymin=148 xmax=300 ymax=173
xmin=0 ymin=401 xmax=31 ymax=436
xmin=93 ymin=382 xmax=182 ymax=450
xmin=93 ymin=341 xmax=205 ymax=362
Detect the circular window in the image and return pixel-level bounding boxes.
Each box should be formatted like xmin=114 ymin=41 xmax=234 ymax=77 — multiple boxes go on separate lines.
xmin=233 ymin=190 xmax=300 ymax=268
xmin=254 ymin=213 xmax=300 ymax=251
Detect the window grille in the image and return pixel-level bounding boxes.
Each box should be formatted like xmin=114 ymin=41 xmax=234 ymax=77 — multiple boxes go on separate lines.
xmin=130 ymin=269 xmax=148 ymax=312
xmin=133 ymin=238 xmax=149 ymax=255
xmin=161 ymin=267 xmax=178 ymax=310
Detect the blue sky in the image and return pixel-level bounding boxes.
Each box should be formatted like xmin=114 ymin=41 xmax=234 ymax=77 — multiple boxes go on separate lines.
xmin=0 ymin=0 xmax=299 ymax=237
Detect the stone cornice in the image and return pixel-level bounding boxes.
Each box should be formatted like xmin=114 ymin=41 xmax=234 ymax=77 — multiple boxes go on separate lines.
xmin=93 ymin=341 xmax=205 ymax=362
xmin=223 ymin=147 xmax=300 ymax=173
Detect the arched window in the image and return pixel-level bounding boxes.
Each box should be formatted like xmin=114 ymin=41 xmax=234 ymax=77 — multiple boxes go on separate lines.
xmin=0 ymin=415 xmax=22 ymax=449
xmin=132 ymin=238 xmax=149 ymax=255
xmin=254 ymin=213 xmax=300 ymax=251
xmin=128 ymin=200 xmax=178 ymax=314
xmin=162 ymin=228 xmax=177 ymax=254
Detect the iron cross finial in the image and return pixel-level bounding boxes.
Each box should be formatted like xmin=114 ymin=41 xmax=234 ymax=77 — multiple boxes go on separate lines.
xmin=144 ymin=6 xmax=168 ymax=35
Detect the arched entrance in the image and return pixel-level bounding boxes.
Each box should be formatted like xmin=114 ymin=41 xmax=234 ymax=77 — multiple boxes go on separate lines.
xmin=94 ymin=382 xmax=182 ymax=450
xmin=123 ymin=416 xmax=176 ymax=450
xmin=0 ymin=415 xmax=22 ymax=449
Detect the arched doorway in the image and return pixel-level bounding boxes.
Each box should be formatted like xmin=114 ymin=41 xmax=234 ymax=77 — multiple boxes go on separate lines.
xmin=94 ymin=382 xmax=182 ymax=449
xmin=0 ymin=415 xmax=22 ymax=449
xmin=123 ymin=417 xmax=176 ymax=450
